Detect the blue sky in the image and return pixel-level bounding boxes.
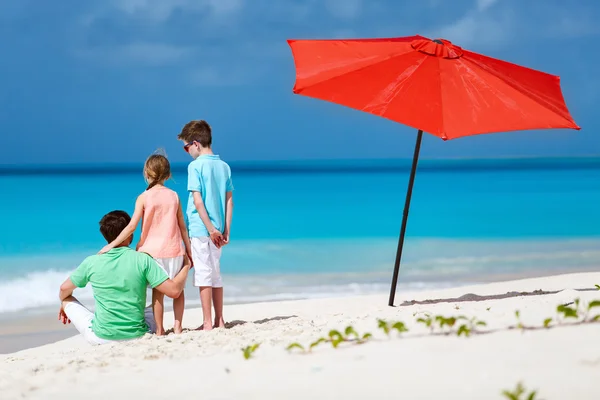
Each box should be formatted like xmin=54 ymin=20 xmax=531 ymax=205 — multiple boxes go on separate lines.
xmin=0 ymin=0 xmax=599 ymax=165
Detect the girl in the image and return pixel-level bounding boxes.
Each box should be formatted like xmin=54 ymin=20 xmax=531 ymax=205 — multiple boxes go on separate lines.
xmin=99 ymin=153 xmax=192 ymax=335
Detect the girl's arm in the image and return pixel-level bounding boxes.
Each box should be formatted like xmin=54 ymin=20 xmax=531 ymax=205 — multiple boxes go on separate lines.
xmin=98 ymin=194 xmax=145 ymax=254
xmin=176 ymin=200 xmax=193 ymax=264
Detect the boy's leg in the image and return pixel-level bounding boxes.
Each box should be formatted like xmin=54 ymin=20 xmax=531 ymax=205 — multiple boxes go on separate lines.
xmin=192 ymin=237 xmax=216 ymax=331
xmin=152 ymin=289 xmax=165 ymax=335
xmin=211 ymin=241 xmax=225 ymax=328
xmin=212 ymin=287 xmax=225 ymax=328
xmin=199 ymin=287 xmax=213 ymax=330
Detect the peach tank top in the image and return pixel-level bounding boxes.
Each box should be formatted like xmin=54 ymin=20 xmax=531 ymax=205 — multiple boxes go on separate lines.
xmin=137 ymin=186 xmax=185 ymax=259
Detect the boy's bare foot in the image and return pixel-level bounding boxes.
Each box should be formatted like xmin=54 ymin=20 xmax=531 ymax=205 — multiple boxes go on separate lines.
xmin=174 ymin=322 xmax=183 ymax=334
xmin=203 ymin=321 xmax=213 ymax=331
xmin=155 ymin=328 xmax=166 ymax=336
xmin=213 ymin=317 xmax=226 ymax=329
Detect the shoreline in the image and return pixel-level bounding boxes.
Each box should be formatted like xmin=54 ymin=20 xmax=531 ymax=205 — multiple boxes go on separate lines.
xmin=2 ymin=267 xmax=600 ymax=354
xmin=2 ymin=271 xmax=600 ymax=399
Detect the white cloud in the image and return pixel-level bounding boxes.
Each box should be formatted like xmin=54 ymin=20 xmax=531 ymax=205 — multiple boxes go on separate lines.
xmin=108 ymin=0 xmax=244 ymax=22
xmin=476 ymin=0 xmax=498 ymax=12
xmin=188 ymin=67 xmax=245 ymax=86
xmin=325 ymin=0 xmax=362 ymax=20
xmin=427 ymin=0 xmax=598 ymax=49
xmin=431 ymin=12 xmax=513 ymax=47
xmin=426 ymin=1 xmax=513 ymax=48
xmin=76 ymin=42 xmax=194 ymax=67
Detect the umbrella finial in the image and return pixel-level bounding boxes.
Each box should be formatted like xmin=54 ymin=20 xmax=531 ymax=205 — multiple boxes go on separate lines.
xmin=411 ymin=38 xmax=463 ymax=59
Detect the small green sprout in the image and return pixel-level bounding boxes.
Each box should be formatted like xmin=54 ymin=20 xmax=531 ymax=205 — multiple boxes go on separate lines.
xmin=391 ymin=321 xmax=408 ymax=334
xmin=344 ymin=326 xmax=359 ymax=340
xmin=557 ymin=303 xmax=579 ymax=320
xmin=543 ymin=318 xmax=552 ymax=328
xmin=287 ymin=324 xmax=374 ymax=354
xmin=309 ymin=338 xmax=328 ymax=351
xmin=501 ymin=382 xmax=537 ymax=400
xmin=328 ymin=329 xmax=345 ymax=348
xmin=360 ymin=332 xmax=373 ymax=342
xmin=416 ymin=314 xmax=434 ymax=332
xmin=514 ymin=310 xmax=524 ymax=330
xmin=457 ymin=325 xmax=471 ymax=337
xmin=377 ymin=319 xmax=391 ymax=335
xmin=378 ymin=319 xmax=408 ymax=336
xmin=242 ymin=343 xmax=260 ymax=360
xmin=595 ymin=284 xmax=600 ymax=290
xmin=286 ymin=342 xmax=305 ymax=352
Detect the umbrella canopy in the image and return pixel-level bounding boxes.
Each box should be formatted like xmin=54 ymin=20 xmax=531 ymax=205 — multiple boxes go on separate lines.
xmin=288 ymin=36 xmax=579 ymax=139
xmin=287 ymin=35 xmax=580 ymax=305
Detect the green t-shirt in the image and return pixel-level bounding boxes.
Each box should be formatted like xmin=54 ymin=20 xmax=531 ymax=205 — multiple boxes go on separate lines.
xmin=70 ymin=247 xmax=169 ymax=340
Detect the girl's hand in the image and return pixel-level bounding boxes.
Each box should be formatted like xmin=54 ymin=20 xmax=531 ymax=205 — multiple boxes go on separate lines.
xmin=98 ymin=245 xmax=112 ymax=254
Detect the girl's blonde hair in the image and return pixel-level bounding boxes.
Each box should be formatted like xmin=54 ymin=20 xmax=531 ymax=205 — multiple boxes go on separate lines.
xmin=144 ymin=152 xmax=171 ymax=190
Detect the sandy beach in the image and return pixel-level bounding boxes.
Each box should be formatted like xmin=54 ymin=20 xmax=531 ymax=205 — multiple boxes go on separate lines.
xmin=1 ymin=271 xmax=599 ymax=399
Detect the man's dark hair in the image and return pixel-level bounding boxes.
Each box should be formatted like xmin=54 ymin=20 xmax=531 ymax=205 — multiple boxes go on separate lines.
xmin=178 ymin=120 xmax=212 ymax=147
xmin=99 ymin=210 xmax=131 ymax=243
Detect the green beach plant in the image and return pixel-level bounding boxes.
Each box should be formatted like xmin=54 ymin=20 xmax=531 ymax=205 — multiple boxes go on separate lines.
xmin=377 ymin=319 xmax=408 ymax=337
xmin=416 ymin=313 xmax=434 ymax=332
xmin=457 ymin=316 xmax=487 ymax=337
xmin=286 ymin=324 xmax=374 ymax=354
xmin=543 ymin=318 xmax=552 ymax=328
xmin=514 ymin=310 xmax=526 ymax=331
xmin=242 ymin=343 xmax=260 ymax=360
xmin=416 ymin=314 xmax=486 ymax=336
xmin=501 ymin=382 xmax=537 ymax=400
xmin=554 ymin=297 xmax=600 ymax=323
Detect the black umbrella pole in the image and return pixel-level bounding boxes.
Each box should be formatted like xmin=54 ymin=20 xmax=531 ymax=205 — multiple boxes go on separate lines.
xmin=388 ymin=129 xmax=423 ymax=306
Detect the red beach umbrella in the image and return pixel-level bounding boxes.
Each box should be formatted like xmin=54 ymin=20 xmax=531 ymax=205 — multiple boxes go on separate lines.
xmin=287 ymin=35 xmax=580 ymax=305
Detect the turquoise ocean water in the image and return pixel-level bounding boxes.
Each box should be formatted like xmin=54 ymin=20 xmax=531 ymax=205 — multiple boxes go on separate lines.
xmin=0 ymin=157 xmax=599 ymax=315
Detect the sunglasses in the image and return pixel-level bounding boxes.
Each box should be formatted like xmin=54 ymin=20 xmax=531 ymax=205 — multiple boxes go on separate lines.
xmin=183 ymin=141 xmax=196 ymax=153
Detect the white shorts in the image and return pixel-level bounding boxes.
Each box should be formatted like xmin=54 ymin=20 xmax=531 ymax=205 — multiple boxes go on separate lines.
xmin=155 ymin=256 xmax=184 ymax=280
xmin=192 ymin=237 xmax=223 ymax=287
xmin=63 ymin=300 xmax=156 ymax=346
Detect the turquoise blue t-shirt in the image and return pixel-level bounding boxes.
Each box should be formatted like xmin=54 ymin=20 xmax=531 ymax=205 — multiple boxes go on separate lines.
xmin=187 ymin=154 xmax=234 ymax=237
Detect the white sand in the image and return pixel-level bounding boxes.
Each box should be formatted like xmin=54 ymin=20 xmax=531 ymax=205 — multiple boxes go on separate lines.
xmin=2 ymin=272 xmax=599 ymax=399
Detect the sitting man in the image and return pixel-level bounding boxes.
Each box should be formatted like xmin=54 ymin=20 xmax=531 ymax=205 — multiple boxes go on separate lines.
xmin=58 ymin=210 xmax=190 ymax=344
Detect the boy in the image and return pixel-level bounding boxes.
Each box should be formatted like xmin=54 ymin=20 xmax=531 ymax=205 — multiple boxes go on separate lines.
xmin=178 ymin=120 xmax=234 ymax=330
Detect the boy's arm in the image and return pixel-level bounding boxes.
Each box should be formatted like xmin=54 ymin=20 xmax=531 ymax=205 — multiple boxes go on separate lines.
xmin=222 ymin=191 xmax=233 ymax=245
xmin=99 ymin=194 xmax=144 ymax=254
xmin=192 ymin=191 xmax=223 ymax=247
xmin=176 ymin=200 xmax=193 ymax=263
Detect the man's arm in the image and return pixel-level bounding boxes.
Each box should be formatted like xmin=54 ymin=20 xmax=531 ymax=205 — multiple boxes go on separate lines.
xmin=192 ymin=191 xmax=223 ymax=247
xmin=222 ymin=191 xmax=233 ymax=245
xmin=58 ymin=278 xmax=78 ymax=324
xmin=59 ymin=278 xmax=77 ymax=301
xmin=154 ymin=256 xmax=192 ymax=298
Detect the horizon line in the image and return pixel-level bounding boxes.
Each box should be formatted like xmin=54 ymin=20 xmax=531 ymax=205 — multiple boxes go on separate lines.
xmin=1 ymin=155 xmax=599 ymax=176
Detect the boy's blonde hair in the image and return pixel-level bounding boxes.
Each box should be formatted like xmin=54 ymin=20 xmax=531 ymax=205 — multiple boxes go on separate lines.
xmin=144 ymin=152 xmax=171 ymax=190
